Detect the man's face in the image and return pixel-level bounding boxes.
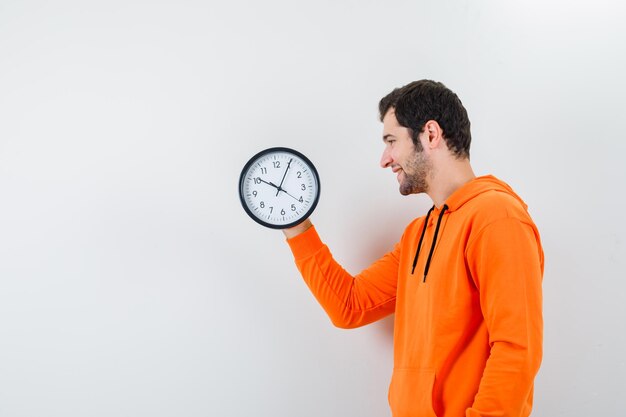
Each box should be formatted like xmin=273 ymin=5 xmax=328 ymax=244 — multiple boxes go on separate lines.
xmin=380 ymin=109 xmax=432 ymax=195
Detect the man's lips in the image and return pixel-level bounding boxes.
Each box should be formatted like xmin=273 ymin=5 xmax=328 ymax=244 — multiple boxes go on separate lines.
xmin=392 ymin=166 xmax=403 ymax=181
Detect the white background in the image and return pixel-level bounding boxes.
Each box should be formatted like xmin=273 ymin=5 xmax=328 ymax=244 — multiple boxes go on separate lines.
xmin=1 ymin=1 xmax=625 ymax=416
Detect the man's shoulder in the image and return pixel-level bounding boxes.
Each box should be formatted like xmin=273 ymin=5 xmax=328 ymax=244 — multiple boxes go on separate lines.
xmin=462 ymin=188 xmax=534 ymax=226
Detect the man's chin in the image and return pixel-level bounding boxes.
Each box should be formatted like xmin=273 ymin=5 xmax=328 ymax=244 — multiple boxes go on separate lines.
xmin=399 ymin=184 xmax=413 ymax=196
xmin=399 ymin=182 xmax=426 ymax=196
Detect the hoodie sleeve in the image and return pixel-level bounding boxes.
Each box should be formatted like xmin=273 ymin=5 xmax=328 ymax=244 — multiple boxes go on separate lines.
xmin=465 ymin=217 xmax=544 ymax=417
xmin=286 ymin=225 xmax=398 ymax=329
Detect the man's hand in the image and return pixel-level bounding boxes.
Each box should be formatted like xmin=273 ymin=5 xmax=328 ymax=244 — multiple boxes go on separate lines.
xmin=282 ymin=218 xmax=313 ymax=239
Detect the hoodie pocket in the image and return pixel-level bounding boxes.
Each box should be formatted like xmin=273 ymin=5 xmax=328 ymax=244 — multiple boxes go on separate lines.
xmin=388 ymin=368 xmax=437 ymax=417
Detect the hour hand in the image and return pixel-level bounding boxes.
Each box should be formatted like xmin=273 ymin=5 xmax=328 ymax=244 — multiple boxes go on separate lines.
xmin=257 ymin=177 xmax=299 ymax=201
xmin=257 ymin=178 xmax=280 ymax=190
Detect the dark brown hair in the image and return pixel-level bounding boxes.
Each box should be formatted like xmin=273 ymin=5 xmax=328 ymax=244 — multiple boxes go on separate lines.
xmin=379 ymin=80 xmax=471 ymax=158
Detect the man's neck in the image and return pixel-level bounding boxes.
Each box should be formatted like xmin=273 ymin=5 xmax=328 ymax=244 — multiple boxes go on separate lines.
xmin=427 ymin=159 xmax=476 ymax=208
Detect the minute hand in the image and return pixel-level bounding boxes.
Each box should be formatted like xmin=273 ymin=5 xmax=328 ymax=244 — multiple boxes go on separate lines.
xmin=276 ymin=158 xmax=292 ymax=196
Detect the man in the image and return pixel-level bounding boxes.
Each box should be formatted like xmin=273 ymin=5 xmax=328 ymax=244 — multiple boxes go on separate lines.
xmin=282 ymin=80 xmax=544 ymax=417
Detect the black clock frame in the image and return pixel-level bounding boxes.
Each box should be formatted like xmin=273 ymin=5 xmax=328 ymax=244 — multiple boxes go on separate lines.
xmin=238 ymin=147 xmax=321 ymax=229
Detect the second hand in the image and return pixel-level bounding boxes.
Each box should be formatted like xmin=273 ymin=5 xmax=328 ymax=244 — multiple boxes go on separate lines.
xmin=257 ymin=178 xmax=300 ymax=202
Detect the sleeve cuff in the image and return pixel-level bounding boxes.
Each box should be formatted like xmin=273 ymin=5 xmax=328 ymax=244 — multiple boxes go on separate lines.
xmin=286 ymin=225 xmax=325 ymax=261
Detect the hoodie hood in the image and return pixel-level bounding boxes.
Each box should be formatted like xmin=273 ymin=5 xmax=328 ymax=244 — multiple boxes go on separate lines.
xmin=444 ymin=175 xmax=528 ymax=212
xmin=413 ymin=175 xmax=530 ymax=282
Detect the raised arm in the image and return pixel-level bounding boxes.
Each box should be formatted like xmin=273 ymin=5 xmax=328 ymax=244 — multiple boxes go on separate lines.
xmin=284 ymin=222 xmax=398 ymax=328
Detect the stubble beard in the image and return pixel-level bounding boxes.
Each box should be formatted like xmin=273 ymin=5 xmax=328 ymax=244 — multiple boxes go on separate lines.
xmin=399 ymin=149 xmax=431 ymax=196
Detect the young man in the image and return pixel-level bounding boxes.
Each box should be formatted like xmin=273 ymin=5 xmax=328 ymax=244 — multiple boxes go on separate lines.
xmin=283 ymin=80 xmax=544 ymax=417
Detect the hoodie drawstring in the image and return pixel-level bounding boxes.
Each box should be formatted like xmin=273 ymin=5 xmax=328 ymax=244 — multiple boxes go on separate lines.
xmin=411 ymin=204 xmax=449 ymax=283
xmin=411 ymin=207 xmax=434 ymax=275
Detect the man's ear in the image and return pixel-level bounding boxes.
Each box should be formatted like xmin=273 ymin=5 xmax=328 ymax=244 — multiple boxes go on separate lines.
xmin=424 ymin=120 xmax=444 ymax=149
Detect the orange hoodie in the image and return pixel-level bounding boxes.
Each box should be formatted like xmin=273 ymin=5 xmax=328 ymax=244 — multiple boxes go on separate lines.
xmin=287 ymin=175 xmax=544 ymax=417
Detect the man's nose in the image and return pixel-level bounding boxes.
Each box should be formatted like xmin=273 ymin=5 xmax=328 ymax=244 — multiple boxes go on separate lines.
xmin=380 ymin=148 xmax=392 ymax=168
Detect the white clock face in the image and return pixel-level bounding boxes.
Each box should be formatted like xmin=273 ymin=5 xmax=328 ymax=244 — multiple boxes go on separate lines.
xmin=239 ymin=147 xmax=320 ymax=229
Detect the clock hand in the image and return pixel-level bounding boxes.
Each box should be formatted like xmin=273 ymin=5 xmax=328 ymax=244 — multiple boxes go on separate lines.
xmin=278 ymin=187 xmax=301 ymax=202
xmin=257 ymin=173 xmax=300 ymax=201
xmin=276 ymin=158 xmax=292 ymax=197
xmin=257 ymin=178 xmax=281 ymax=190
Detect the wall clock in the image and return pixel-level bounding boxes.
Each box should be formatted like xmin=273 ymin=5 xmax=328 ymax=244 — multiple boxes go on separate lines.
xmin=239 ymin=147 xmax=321 ymax=229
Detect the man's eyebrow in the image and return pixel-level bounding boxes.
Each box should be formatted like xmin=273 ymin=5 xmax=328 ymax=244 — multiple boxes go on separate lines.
xmin=383 ymin=134 xmax=395 ymax=142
